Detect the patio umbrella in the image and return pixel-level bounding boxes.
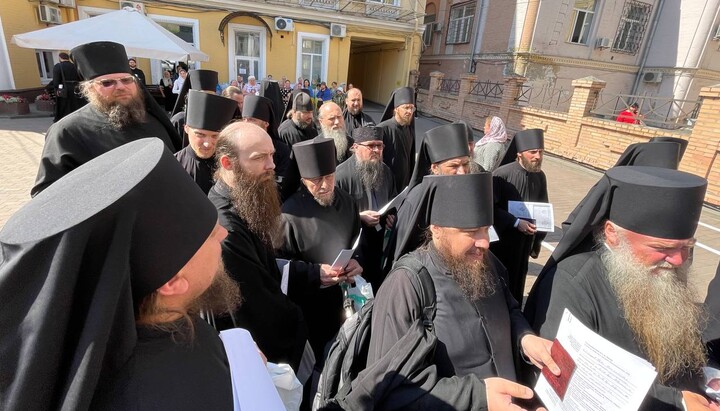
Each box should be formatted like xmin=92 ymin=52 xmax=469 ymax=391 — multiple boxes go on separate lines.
xmin=12 ymin=8 xmax=208 ymax=62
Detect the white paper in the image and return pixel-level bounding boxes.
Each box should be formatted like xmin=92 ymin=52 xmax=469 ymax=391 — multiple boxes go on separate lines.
xmin=489 ymin=226 xmax=499 ymax=242
xmin=508 ymin=200 xmax=555 ymax=232
xmin=535 ymin=309 xmax=657 ymax=411
xmin=332 ymin=249 xmax=354 ymax=270
xmin=378 ymin=187 xmax=409 ymax=216
xmin=220 ymin=328 xmax=286 ymax=411
xmin=276 ymin=258 xmax=290 ymax=295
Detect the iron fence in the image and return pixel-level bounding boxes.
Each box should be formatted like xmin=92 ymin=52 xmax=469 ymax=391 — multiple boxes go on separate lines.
xmin=468 ymin=80 xmax=504 ymax=100
xmin=416 ymin=76 xmax=431 ymax=91
xmin=438 ymin=78 xmax=461 ymax=95
xmin=591 ymin=93 xmax=702 ymax=130
xmin=515 ymin=85 xmax=573 ymax=111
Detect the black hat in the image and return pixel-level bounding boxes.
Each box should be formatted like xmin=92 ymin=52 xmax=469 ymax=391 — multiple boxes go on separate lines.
xmin=0 ymin=138 xmax=217 ymax=409
xmin=352 ymin=126 xmax=383 ymax=143
xmin=242 ymin=95 xmax=280 ymax=140
xmin=260 ymin=80 xmax=285 ymax=125
xmin=407 ymin=123 xmax=470 ymax=190
xmin=614 ymin=141 xmax=680 ymax=169
xmin=292 ymin=92 xmax=314 ymax=112
xmin=605 ymin=166 xmax=706 ymax=239
xmin=283 ymin=88 xmax=311 ymax=119
xmin=171 ymin=69 xmax=219 ymax=115
xmin=427 ymin=173 xmax=493 ymax=228
xmin=292 ymin=137 xmax=336 ymax=178
xmin=186 ymin=90 xmax=237 ymax=132
xmin=650 ymin=136 xmax=688 ymax=160
xmin=515 ymin=129 xmax=544 ymax=152
xmin=381 ymin=87 xmax=415 ymax=122
xmin=70 ymin=41 xmax=130 ymax=80
xmin=456 ymin=120 xmax=476 ymax=143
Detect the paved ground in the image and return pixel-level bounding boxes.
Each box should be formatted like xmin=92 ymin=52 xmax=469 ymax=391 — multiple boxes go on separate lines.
xmin=2 ymin=109 xmax=718 ymax=300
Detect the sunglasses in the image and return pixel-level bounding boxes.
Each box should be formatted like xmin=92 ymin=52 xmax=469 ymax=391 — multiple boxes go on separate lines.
xmin=358 ymin=142 xmax=384 ymax=151
xmin=94 ymin=76 xmax=136 ymax=88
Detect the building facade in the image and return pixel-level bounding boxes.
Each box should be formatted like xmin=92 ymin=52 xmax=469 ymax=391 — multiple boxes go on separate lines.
xmin=0 ymin=0 xmax=425 ymax=104
xmin=419 ymin=0 xmax=720 ymax=104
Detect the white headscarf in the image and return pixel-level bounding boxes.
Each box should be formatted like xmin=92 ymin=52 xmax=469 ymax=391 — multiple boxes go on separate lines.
xmin=476 ymin=116 xmax=508 ymax=146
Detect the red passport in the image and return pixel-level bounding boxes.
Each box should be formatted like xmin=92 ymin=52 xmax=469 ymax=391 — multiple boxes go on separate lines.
xmin=542 ymin=339 xmax=576 ymax=400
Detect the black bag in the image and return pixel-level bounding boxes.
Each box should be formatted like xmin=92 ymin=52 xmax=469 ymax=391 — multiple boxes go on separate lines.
xmin=312 ymin=255 xmax=436 ymax=410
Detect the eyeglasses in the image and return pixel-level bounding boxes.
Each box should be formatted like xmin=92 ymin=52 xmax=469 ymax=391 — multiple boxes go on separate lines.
xmin=358 ymin=142 xmax=384 ymax=151
xmin=94 ymin=76 xmax=136 ymax=88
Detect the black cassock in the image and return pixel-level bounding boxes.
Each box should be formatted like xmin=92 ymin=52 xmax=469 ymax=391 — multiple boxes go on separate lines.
xmin=174 ymin=145 xmax=214 ymax=195
xmin=531 ymin=251 xmax=697 ymax=411
xmin=170 ymin=111 xmax=187 ymax=148
xmin=343 ymin=109 xmax=375 ymax=135
xmin=378 ymin=117 xmax=415 ymax=191
xmin=490 ymin=161 xmax=548 ymax=302
xmin=278 ymin=118 xmax=318 ymax=147
xmin=92 ymin=317 xmax=233 ymax=410
xmin=335 ymin=154 xmax=396 ymax=288
xmin=209 ymin=181 xmax=310 ymax=371
xmin=47 ymin=60 xmax=86 ymax=122
xmin=368 ymin=245 xmax=532 ymax=408
xmin=32 ymin=104 xmax=178 ymax=196
xmin=278 ymin=186 xmax=360 ymax=361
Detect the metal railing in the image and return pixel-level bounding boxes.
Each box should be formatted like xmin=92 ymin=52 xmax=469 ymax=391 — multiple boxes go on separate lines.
xmin=515 ymin=85 xmax=573 ymax=111
xmin=416 ymin=76 xmax=431 ymax=91
xmin=468 ymin=80 xmax=504 ymax=100
xmin=591 ymin=93 xmax=702 ymax=130
xmin=255 ymin=0 xmax=419 ymax=22
xmin=438 ymin=78 xmax=460 ymax=95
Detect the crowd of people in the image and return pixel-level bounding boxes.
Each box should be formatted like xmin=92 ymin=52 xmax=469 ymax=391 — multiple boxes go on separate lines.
xmin=3 ymin=40 xmax=719 ymax=411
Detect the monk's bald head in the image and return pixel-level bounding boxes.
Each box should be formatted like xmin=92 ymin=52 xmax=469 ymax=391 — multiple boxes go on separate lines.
xmin=345 ymin=88 xmax=363 ymax=115
xmin=215 ymin=122 xmax=275 ymax=185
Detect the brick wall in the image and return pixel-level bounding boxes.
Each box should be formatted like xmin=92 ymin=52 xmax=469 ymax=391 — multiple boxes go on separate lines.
xmin=417 ymin=73 xmax=720 ymax=205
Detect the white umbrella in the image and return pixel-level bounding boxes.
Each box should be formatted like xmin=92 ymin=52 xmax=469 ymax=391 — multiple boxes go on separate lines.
xmin=11 ymin=8 xmax=208 ymax=61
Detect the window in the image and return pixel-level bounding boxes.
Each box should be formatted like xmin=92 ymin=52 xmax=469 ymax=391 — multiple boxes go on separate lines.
xmin=234 ymin=31 xmax=262 ymax=78
xmin=35 ymin=50 xmax=57 ymax=85
xmin=612 ymin=1 xmax=652 ymax=55
xmin=568 ymin=0 xmax=595 ymax=44
xmin=297 ymin=33 xmax=328 ymax=85
xmin=423 ymin=14 xmax=436 ymax=46
xmin=446 ymin=3 xmax=475 ymax=45
xmin=156 ymin=21 xmax=195 ymax=45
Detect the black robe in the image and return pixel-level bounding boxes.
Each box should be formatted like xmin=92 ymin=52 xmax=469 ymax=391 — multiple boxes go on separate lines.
xmin=530 ymin=250 xmax=695 ymax=411
xmin=704 ymin=263 xmax=720 ymax=366
xmin=47 ymin=60 xmax=86 ymax=122
xmin=170 ymin=111 xmax=188 ymax=148
xmin=32 ymin=105 xmax=178 ymax=196
xmin=278 ymin=118 xmax=318 ymax=147
xmin=174 ymin=145 xmax=215 ymax=195
xmin=490 ymin=161 xmax=548 ymax=302
xmin=278 ymin=186 xmax=360 ymax=361
xmin=368 ymin=245 xmax=532 ymax=407
xmin=391 ymin=182 xmax=430 ymax=263
xmin=335 ymin=154 xmax=397 ymax=288
xmin=91 ymin=317 xmax=233 ymax=410
xmin=343 ymin=109 xmax=375 ymax=135
xmin=378 ymin=117 xmax=415 ymax=192
xmin=209 ymin=181 xmax=310 ymax=371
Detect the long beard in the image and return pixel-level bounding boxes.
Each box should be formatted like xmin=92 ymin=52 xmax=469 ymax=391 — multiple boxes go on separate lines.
xmin=355 ymin=157 xmax=384 ymax=191
xmin=228 ymin=165 xmax=282 ymax=248
xmin=433 ymin=242 xmax=496 ymax=301
xmin=89 ymin=89 xmax=147 ymax=129
xmin=322 ymin=126 xmax=348 ymax=162
xmin=187 ymin=262 xmax=242 ymax=317
xmin=602 ymin=243 xmax=706 ymax=383
xmin=520 ymin=156 xmax=542 ymax=172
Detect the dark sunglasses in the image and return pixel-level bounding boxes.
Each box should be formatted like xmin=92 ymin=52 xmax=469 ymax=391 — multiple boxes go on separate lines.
xmin=94 ymin=76 xmax=136 ymax=88
xmin=358 ymin=142 xmax=384 ymax=151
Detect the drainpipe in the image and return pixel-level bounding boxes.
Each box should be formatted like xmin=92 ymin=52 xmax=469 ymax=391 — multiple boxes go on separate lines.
xmin=515 ymin=0 xmax=541 ymax=76
xmin=630 ymin=0 xmax=664 ymax=95
xmin=468 ymin=0 xmax=487 ymax=73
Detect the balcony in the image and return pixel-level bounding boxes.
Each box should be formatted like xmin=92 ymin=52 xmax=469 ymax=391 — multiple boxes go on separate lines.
xmin=245 ymin=0 xmax=418 ymax=23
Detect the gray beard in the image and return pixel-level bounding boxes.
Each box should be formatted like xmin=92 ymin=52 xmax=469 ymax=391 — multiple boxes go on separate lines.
xmin=313 ymin=190 xmax=335 ymax=207
xmin=322 ymin=127 xmax=348 ymax=162
xmin=355 ymin=157 xmax=384 ymax=191
xmin=91 ymin=92 xmax=147 ymax=129
xmin=293 ymin=116 xmax=310 ymax=130
xmin=602 ymin=243 xmax=706 ymax=383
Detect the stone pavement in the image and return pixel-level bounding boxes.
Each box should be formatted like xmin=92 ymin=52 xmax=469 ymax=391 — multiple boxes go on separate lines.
xmin=1 ymin=113 xmax=718 ymax=300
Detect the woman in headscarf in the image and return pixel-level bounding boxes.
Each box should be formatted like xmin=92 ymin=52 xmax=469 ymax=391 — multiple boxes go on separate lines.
xmin=473 ymin=116 xmax=509 ymax=172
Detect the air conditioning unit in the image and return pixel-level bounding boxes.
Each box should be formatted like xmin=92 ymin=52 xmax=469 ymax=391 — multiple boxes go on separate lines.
xmin=58 ymin=0 xmax=75 ymax=6
xmin=38 ymin=5 xmax=62 ymax=24
xmin=432 ymin=22 xmax=443 ymax=32
xmin=330 ymin=23 xmax=346 ymax=38
xmin=643 ymin=71 xmax=663 ymax=83
xmin=119 ymin=1 xmax=145 ymax=14
xmin=274 ymin=17 xmax=294 ymax=32
xmin=595 ymin=37 xmax=612 ymax=49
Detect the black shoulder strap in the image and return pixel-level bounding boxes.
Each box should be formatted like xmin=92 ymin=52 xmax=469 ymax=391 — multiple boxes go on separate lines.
xmin=394 ymin=255 xmax=436 ymax=332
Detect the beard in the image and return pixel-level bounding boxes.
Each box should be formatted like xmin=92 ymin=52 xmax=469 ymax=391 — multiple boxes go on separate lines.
xmin=433 ymin=241 xmax=496 ymax=301
xmin=348 ymin=106 xmax=361 ymax=116
xmin=228 ymin=163 xmax=282 ymax=247
xmin=293 ymin=113 xmax=312 ymax=130
xmin=395 ymin=114 xmax=412 ymax=127
xmin=87 ymin=88 xmax=146 ymax=129
xmin=602 ymin=242 xmax=706 ymax=383
xmin=313 ymin=189 xmax=335 ymax=207
xmin=187 ymin=262 xmax=242 ymax=318
xmin=322 ymin=126 xmax=348 ymax=162
xmin=355 ymin=157 xmax=384 ymax=191
xmin=519 ymin=155 xmax=542 ymax=173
